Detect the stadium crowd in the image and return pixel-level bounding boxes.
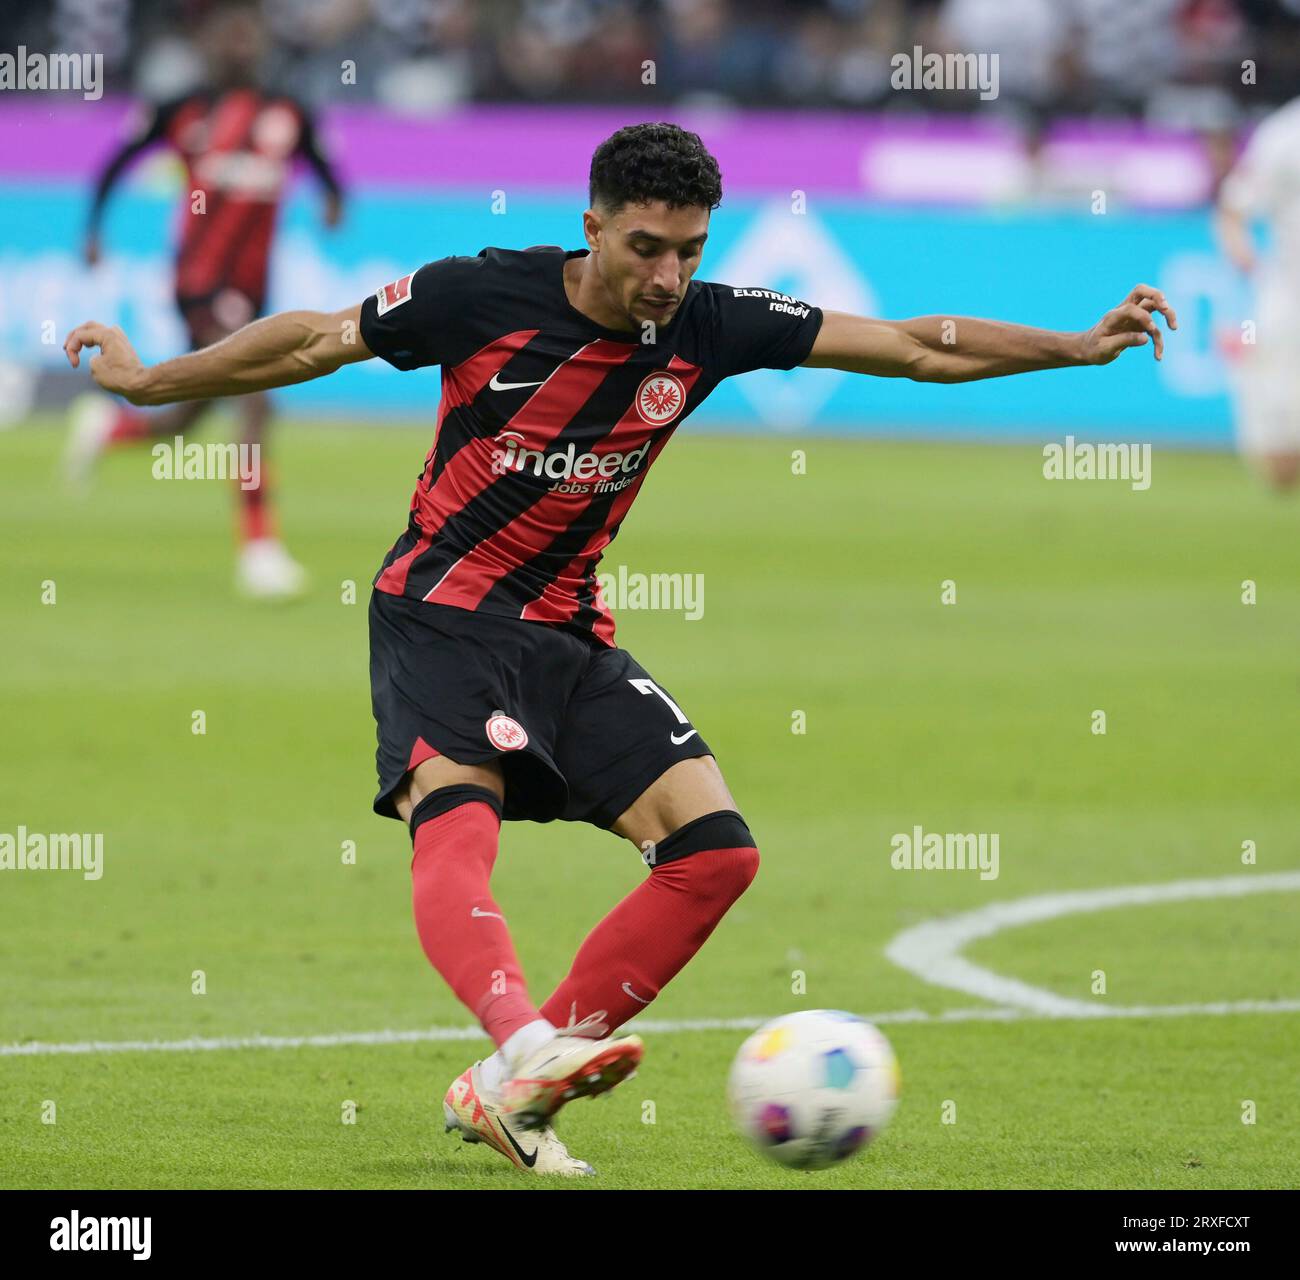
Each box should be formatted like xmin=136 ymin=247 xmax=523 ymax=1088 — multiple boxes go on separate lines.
xmin=2 ymin=0 xmax=1297 ymax=122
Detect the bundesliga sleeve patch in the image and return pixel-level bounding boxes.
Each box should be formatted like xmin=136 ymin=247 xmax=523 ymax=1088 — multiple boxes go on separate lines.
xmin=375 ymin=272 xmax=415 ymax=316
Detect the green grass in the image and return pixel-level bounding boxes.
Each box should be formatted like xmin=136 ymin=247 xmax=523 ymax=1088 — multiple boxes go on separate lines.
xmin=1 ymin=416 xmax=1297 ymax=1188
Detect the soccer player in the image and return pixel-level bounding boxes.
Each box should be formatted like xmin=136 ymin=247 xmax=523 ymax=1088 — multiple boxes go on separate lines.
xmin=66 ymin=1 xmax=343 ymax=597
xmin=63 ymin=122 xmax=1175 ymax=1176
xmin=1215 ymin=95 xmax=1300 ymax=491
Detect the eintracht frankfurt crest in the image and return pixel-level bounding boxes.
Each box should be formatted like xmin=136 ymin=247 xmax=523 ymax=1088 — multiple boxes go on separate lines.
xmin=486 ymin=713 xmax=528 ymax=751
xmin=635 ymin=371 xmax=686 ymax=425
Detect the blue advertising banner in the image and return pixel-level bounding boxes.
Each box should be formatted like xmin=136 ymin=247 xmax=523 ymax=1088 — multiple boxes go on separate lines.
xmin=0 ymin=181 xmax=1247 ymax=445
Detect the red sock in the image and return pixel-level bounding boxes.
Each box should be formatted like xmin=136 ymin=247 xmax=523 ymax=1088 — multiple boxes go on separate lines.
xmin=237 ymin=465 xmax=274 ymax=543
xmin=541 ymin=828 xmax=760 ymax=1037
xmin=410 ymin=799 xmax=543 ymax=1047
xmin=107 ymin=407 xmax=149 ymax=444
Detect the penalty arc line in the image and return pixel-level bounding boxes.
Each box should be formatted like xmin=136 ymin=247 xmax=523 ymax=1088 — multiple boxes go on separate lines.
xmin=884 ymin=870 xmax=1300 ymax=1018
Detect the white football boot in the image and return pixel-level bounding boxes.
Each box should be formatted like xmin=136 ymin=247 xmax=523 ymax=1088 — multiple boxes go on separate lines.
xmin=500 ymin=1014 xmax=644 ymax=1131
xmin=63 ymin=392 xmax=120 ymax=489
xmin=235 ymin=537 xmax=308 ymax=600
xmin=442 ymin=1061 xmax=595 ymax=1177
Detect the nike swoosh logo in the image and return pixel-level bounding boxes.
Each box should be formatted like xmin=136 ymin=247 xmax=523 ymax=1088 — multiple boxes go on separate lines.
xmin=670 ymin=730 xmax=698 ymax=745
xmin=472 ymin=906 xmax=505 ymax=921
xmin=496 ymin=1118 xmax=539 ymax=1167
xmin=488 ymin=373 xmax=545 ymax=392
xmin=622 ymin=981 xmax=652 ymax=1005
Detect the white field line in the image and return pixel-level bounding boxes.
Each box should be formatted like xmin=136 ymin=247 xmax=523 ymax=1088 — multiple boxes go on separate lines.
xmin=5 ymin=873 xmax=1298 ymax=1059
xmin=4 ymin=999 xmax=1300 ymax=1059
xmin=884 ymin=871 xmax=1300 ymax=1017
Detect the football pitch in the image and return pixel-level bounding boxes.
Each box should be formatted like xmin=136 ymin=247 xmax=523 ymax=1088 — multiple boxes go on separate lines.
xmin=1 ymin=416 xmax=1297 ymax=1190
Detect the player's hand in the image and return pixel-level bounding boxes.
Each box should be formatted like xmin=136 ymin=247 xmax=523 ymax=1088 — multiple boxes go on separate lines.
xmin=84 ymin=235 xmax=101 ymax=267
xmin=1081 ymin=285 xmax=1178 ymax=364
xmin=323 ymin=191 xmax=343 ymax=229
xmin=63 ymin=321 xmax=149 ymax=402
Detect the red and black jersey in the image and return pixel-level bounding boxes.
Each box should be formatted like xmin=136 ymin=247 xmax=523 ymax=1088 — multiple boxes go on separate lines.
xmin=89 ymin=88 xmax=340 ymax=310
xmin=359 ymin=246 xmax=822 ymax=646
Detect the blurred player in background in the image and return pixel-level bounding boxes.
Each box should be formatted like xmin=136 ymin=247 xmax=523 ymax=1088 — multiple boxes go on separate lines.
xmin=66 ymin=0 xmax=344 ymax=596
xmin=1215 ymin=95 xmax=1300 ymax=492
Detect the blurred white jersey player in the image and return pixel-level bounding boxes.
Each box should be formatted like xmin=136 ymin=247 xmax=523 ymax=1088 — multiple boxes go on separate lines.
xmin=1215 ymin=97 xmax=1300 ymax=490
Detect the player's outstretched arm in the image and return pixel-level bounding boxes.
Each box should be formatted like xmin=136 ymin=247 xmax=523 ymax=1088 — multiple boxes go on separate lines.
xmin=803 ymin=285 xmax=1177 ymax=384
xmin=63 ymin=305 xmax=372 ymax=405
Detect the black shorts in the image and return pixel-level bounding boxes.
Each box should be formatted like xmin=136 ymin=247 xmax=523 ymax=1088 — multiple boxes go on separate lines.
xmin=368 ymin=590 xmax=713 ymax=826
xmin=176 ymin=287 xmax=263 ymax=350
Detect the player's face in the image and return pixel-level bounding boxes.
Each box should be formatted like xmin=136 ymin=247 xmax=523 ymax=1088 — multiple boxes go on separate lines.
xmin=588 ymin=202 xmax=709 ymax=329
xmin=206 ymin=8 xmax=265 ymax=85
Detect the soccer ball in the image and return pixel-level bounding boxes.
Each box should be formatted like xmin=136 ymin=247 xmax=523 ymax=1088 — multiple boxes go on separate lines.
xmin=727 ymin=1010 xmax=900 ymax=1169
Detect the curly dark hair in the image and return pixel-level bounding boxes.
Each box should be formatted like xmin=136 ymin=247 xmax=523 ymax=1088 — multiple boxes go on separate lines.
xmin=588 ymin=122 xmax=723 ymax=214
